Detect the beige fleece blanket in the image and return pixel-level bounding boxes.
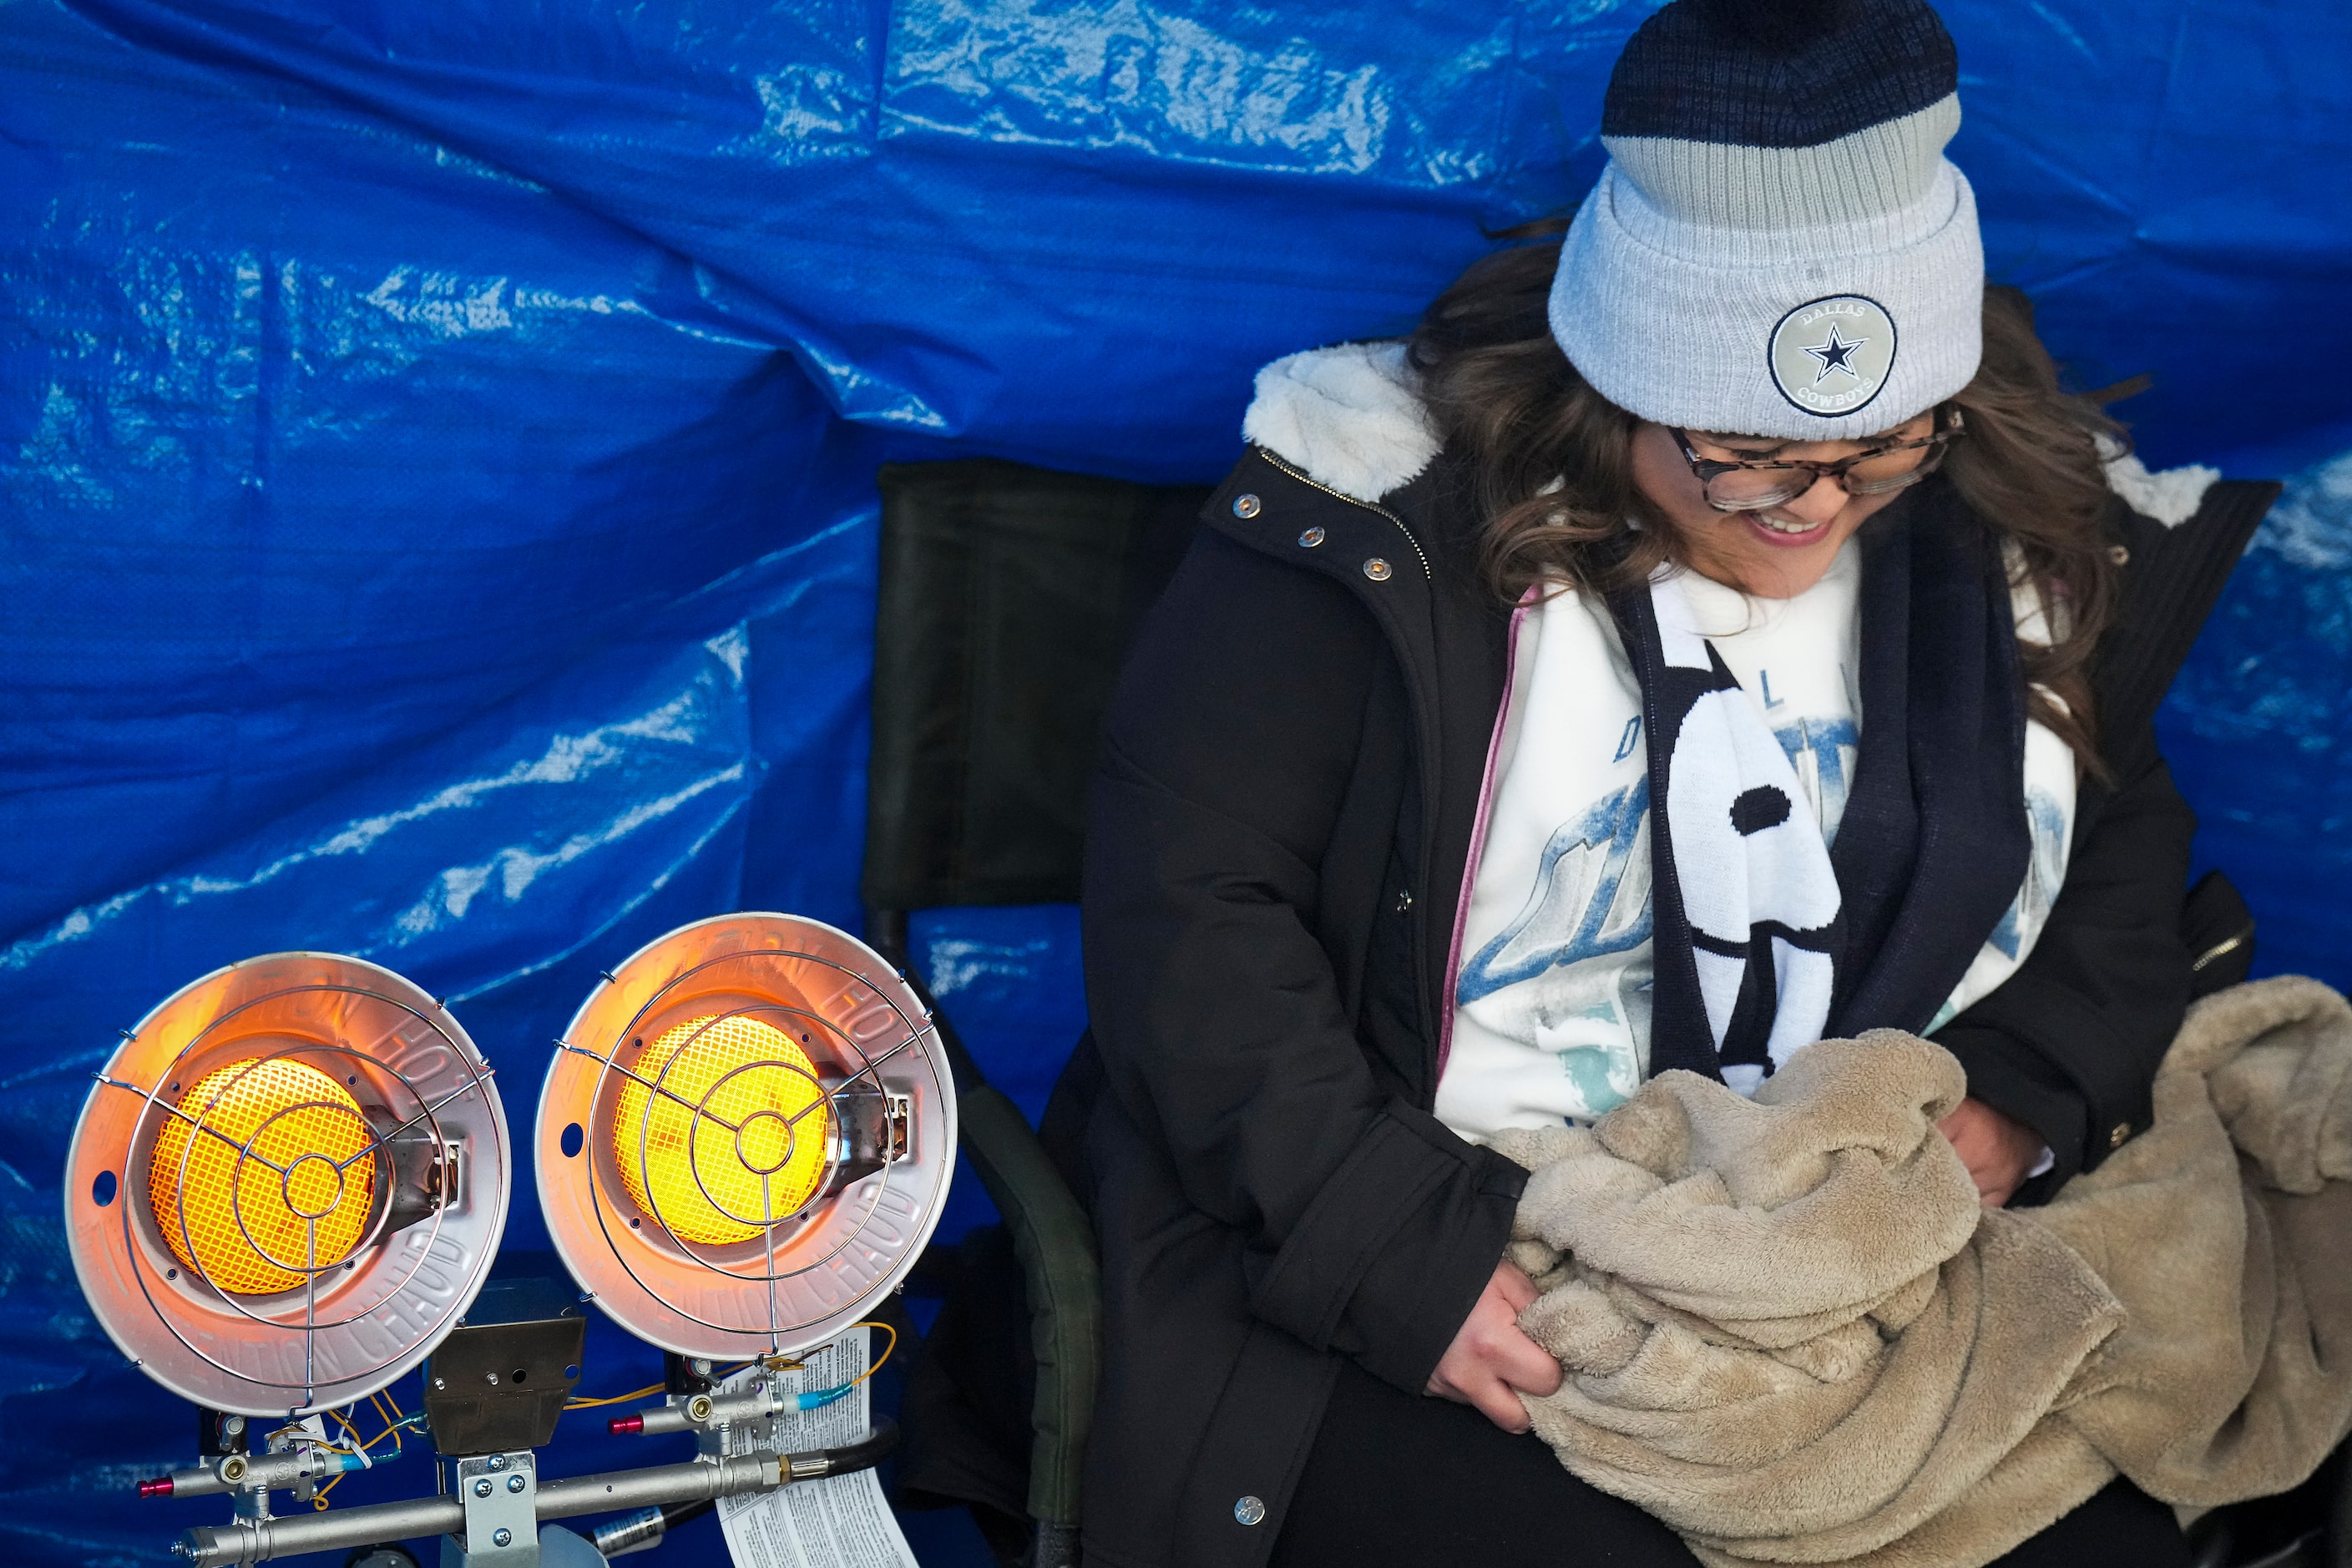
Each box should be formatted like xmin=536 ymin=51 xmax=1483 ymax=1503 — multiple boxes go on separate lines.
xmin=1492 ymin=975 xmax=2352 ymax=1568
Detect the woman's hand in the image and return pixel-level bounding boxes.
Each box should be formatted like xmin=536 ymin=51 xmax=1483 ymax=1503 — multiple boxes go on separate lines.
xmin=1425 ymin=1260 xmax=1562 ymax=1433
xmin=1937 ymin=1095 xmax=2043 ymax=1207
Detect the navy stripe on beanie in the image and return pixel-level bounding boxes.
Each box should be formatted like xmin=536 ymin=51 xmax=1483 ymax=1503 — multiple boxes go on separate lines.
xmin=1601 ymin=0 xmax=1958 ymax=149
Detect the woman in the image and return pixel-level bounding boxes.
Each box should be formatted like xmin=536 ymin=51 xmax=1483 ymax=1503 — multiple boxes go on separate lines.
xmin=1064 ymin=0 xmax=2263 ymax=1562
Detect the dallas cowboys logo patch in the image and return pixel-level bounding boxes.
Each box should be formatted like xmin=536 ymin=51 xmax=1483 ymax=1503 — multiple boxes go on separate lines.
xmin=1768 ymin=295 xmax=1897 ymax=417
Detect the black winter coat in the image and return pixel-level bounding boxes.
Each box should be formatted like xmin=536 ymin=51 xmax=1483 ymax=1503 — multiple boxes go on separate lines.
xmin=1066 ymin=438 xmax=2275 ymax=1568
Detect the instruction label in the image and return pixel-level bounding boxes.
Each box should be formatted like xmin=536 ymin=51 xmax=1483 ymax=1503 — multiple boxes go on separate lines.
xmin=716 ymin=1328 xmax=919 ymax=1568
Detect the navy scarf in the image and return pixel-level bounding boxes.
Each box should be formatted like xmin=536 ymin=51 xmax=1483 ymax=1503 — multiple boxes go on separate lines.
xmin=1608 ymin=483 xmax=2032 ymax=1085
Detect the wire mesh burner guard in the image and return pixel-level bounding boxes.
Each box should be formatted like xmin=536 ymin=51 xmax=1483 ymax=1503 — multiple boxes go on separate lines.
xmin=537 ymin=913 xmax=955 ymax=1358
xmin=66 ymin=953 xmax=509 ymax=1416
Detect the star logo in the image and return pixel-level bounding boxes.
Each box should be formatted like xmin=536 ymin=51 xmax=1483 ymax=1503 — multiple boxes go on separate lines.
xmin=1802 ymin=324 xmax=1866 ymax=383
xmin=1768 ymin=296 xmax=1895 ymax=416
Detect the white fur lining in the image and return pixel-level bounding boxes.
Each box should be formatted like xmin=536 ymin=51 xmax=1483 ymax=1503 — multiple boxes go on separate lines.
xmin=1240 ymin=341 xmax=1439 ymax=504
xmin=2100 ymin=436 xmax=2219 ymax=526
xmin=1242 ymin=352 xmax=2220 ymax=526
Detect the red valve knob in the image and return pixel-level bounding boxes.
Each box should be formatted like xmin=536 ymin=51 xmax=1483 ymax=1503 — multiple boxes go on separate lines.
xmin=137 ymin=1476 xmax=174 ymax=1499
xmin=608 ymin=1414 xmax=644 ymax=1436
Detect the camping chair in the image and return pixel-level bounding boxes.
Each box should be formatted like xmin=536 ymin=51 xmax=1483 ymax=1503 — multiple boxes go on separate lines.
xmin=859 ymin=458 xmax=1206 ymax=1567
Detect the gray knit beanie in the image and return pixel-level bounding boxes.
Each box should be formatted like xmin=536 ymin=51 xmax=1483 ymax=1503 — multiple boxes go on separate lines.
xmin=1550 ymin=0 xmax=1983 ymax=440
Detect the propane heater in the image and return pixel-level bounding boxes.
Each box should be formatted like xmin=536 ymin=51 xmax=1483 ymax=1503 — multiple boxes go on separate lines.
xmin=537 ymin=913 xmax=953 ymax=1361
xmin=71 ymin=918 xmax=954 ymax=1567
xmin=68 ymin=952 xmax=508 ymax=1421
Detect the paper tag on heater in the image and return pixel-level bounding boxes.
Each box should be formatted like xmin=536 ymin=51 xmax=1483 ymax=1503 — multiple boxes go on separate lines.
xmin=716 ymin=1328 xmax=919 ymax=1568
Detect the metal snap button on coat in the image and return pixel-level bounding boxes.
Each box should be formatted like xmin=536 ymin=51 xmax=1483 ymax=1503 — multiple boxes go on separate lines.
xmin=1297 ymin=526 xmax=1325 ymax=548
xmin=1393 ymin=888 xmax=1413 ymax=913
xmin=2108 ymin=544 xmax=2130 ymax=566
xmin=1232 ymin=493 xmax=1261 ymax=518
xmin=1362 ymin=557 xmax=1392 ymax=581
xmin=2109 ymin=1121 xmax=2132 ymax=1149
xmin=1234 ymin=1495 xmax=1267 ymax=1526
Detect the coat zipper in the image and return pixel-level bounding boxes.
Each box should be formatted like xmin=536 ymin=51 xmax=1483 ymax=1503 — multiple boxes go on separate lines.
xmin=2191 ymin=923 xmax=2253 ymax=974
xmin=1255 ymin=448 xmax=1433 ymax=581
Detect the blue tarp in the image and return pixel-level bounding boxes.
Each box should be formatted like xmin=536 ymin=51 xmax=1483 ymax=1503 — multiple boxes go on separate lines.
xmin=3 ymin=2 xmax=2349 ymax=1561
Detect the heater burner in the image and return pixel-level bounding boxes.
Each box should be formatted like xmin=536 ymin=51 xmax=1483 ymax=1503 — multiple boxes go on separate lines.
xmin=148 ymin=1058 xmax=380 ymax=1297
xmin=614 ymin=1014 xmax=832 ymax=1247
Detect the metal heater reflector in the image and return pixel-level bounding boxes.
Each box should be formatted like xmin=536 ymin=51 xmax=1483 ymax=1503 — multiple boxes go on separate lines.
xmin=68 ymin=952 xmax=508 ymax=1416
xmin=539 ymin=913 xmax=954 ymax=1359
xmin=148 ymin=1058 xmax=379 ymax=1296
xmin=613 ymin=1014 xmax=832 ymax=1247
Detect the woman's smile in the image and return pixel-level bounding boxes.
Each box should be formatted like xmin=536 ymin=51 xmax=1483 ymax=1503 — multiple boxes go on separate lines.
xmin=1744 ymin=509 xmax=1837 ymax=545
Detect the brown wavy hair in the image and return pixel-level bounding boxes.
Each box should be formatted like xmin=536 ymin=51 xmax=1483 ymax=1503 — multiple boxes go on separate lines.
xmin=1406 ymin=220 xmax=2126 ymax=766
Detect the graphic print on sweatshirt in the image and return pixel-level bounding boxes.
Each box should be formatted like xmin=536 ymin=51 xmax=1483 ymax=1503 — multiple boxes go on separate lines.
xmin=1436 ymin=547 xmax=2076 ymax=1146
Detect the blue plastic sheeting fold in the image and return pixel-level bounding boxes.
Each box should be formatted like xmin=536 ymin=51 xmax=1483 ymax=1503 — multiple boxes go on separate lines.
xmin=3 ymin=1 xmax=2350 ymax=1562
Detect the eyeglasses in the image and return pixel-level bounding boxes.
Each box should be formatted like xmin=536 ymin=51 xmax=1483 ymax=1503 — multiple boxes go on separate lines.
xmin=1670 ymin=407 xmax=1965 ymax=513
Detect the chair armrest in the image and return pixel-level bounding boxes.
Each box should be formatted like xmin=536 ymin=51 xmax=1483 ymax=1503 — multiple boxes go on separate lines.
xmin=957 ymin=1080 xmax=1102 ymax=1535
